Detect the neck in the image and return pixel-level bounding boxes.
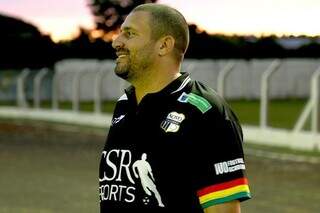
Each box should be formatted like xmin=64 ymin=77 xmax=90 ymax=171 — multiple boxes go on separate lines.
xmin=133 ymin=64 xmax=181 ymax=104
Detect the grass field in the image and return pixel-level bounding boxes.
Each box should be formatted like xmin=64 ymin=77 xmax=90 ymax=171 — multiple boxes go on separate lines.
xmin=0 ymin=98 xmax=309 ymax=130
xmin=0 ymin=120 xmax=319 ymax=213
xmin=228 ymin=99 xmax=308 ymax=129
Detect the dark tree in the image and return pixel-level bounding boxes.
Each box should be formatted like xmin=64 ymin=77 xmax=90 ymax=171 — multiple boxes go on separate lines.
xmin=296 ymin=42 xmax=320 ymax=58
xmin=88 ymin=0 xmax=157 ymax=34
xmin=55 ymin=28 xmax=114 ymax=59
xmin=0 ymin=14 xmax=56 ymax=69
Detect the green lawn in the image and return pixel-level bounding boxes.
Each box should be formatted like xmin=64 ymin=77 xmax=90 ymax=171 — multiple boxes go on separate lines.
xmin=227 ymin=99 xmax=308 ymax=130
xmin=0 ymin=99 xmax=309 ymax=130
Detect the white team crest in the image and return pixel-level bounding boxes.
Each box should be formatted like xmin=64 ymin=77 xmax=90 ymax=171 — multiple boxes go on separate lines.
xmin=160 ymin=112 xmax=185 ymax=133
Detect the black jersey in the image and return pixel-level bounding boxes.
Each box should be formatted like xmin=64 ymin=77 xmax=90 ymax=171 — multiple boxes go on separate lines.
xmin=99 ymin=73 xmax=251 ymax=212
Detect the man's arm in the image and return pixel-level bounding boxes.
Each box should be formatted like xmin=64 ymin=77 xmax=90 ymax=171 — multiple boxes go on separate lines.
xmin=132 ymin=162 xmax=139 ymax=178
xmin=147 ymin=164 xmax=155 ymax=182
xmin=204 ymin=200 xmax=241 ymax=213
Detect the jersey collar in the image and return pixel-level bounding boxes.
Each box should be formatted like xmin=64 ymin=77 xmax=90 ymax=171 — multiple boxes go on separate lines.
xmin=124 ymin=72 xmax=191 ymax=100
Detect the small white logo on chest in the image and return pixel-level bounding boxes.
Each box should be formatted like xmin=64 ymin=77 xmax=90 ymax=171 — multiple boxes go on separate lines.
xmin=160 ymin=112 xmax=185 ymax=133
xmin=112 ymin=115 xmax=125 ymax=125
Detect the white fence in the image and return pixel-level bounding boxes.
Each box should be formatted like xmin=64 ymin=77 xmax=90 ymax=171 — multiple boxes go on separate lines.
xmin=1 ymin=58 xmax=320 ymax=151
xmin=48 ymin=58 xmax=319 ymax=101
xmin=1 ymin=58 xmax=319 ymax=102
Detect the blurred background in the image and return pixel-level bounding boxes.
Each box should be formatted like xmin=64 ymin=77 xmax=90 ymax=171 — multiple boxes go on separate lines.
xmin=0 ymin=0 xmax=320 ymax=212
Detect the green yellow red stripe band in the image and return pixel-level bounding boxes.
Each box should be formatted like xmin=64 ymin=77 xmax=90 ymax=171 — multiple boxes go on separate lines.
xmin=201 ymin=192 xmax=251 ymax=209
xmin=197 ymin=178 xmax=251 ymax=208
xmin=199 ymin=184 xmax=250 ymax=203
xmin=197 ymin=178 xmax=248 ymax=196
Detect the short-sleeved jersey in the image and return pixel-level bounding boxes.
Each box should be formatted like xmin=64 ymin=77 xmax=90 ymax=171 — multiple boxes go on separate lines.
xmin=99 ymin=73 xmax=251 ymax=212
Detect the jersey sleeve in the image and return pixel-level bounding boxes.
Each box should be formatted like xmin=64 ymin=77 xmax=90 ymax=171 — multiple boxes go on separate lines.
xmin=192 ymin=108 xmax=251 ymax=209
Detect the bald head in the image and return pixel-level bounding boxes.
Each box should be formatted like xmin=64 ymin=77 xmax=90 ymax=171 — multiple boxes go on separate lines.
xmin=132 ymin=3 xmax=189 ymax=62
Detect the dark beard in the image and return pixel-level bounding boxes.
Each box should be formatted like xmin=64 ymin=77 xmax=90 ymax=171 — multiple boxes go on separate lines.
xmin=114 ymin=60 xmax=130 ymax=80
xmin=115 ymin=69 xmax=129 ymax=79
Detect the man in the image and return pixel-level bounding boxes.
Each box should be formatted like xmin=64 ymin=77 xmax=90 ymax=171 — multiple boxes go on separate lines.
xmin=99 ymin=3 xmax=251 ymax=213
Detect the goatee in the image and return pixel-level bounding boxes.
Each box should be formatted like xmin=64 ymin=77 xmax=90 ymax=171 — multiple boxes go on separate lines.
xmin=115 ymin=69 xmax=129 ymax=79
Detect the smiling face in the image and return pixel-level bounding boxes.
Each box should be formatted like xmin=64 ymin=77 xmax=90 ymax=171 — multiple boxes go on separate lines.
xmin=112 ymin=11 xmax=157 ymax=82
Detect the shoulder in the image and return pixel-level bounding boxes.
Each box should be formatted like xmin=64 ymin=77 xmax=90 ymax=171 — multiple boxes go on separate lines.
xmin=182 ymin=80 xmax=239 ymax=122
xmin=189 ymin=81 xmax=243 ymax=141
xmin=112 ymin=93 xmax=129 ymax=115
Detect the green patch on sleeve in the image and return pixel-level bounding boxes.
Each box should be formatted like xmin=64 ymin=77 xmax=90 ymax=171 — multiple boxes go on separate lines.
xmin=187 ymin=93 xmax=212 ymax=113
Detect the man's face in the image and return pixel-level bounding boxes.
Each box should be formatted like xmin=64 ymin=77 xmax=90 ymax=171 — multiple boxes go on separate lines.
xmin=112 ymin=11 xmax=156 ymax=81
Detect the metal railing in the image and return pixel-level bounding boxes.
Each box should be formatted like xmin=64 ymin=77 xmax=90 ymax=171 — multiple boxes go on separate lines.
xmin=259 ymin=59 xmax=281 ymax=128
xmin=294 ymin=65 xmax=320 ymax=133
xmin=217 ymin=61 xmax=235 ymax=98
xmin=16 ymin=68 xmax=30 ymax=108
xmin=33 ymin=68 xmax=48 ymax=109
xmin=10 ymin=59 xmax=320 ymax=135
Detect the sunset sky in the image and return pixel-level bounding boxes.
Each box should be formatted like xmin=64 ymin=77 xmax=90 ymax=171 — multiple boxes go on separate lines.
xmin=1 ymin=0 xmax=320 ymax=42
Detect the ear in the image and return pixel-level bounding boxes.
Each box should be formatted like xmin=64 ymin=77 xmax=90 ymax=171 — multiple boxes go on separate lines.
xmin=158 ymin=36 xmax=175 ymax=56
